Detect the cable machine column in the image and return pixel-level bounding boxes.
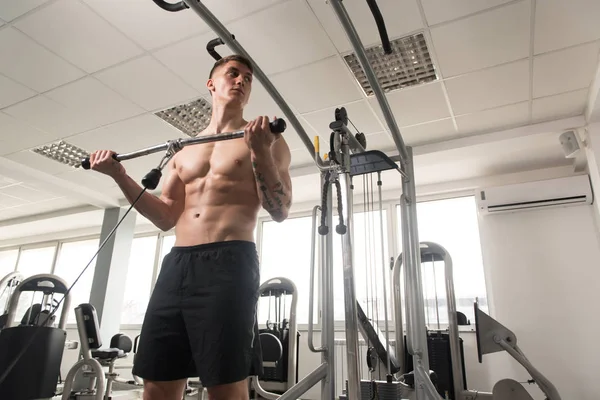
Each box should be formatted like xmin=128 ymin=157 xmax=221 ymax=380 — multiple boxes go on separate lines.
xmin=321 ymin=173 xmax=336 ymax=400
xmin=338 ymin=134 xmax=362 ymax=400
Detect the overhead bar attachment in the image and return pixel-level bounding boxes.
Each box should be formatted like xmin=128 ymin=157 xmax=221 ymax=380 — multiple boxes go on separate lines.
xmin=327 ymin=0 xmax=408 ymax=163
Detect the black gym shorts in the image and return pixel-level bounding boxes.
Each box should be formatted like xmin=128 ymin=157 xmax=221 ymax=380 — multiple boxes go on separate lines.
xmin=132 ymin=240 xmax=263 ymax=387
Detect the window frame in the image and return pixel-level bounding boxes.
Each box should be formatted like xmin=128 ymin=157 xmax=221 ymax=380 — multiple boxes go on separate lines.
xmin=0 ymin=189 xmax=487 ymax=334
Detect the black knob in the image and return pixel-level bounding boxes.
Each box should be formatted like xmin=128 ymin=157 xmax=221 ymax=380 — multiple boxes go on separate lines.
xmin=270 ymin=118 xmax=287 ymax=134
xmin=142 ymin=169 xmax=162 ymax=190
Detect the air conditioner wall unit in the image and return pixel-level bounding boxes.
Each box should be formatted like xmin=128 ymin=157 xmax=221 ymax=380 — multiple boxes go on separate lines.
xmin=476 ymin=175 xmax=593 ymax=214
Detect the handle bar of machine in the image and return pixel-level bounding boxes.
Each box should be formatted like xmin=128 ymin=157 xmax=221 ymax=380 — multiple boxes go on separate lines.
xmin=80 ymin=118 xmax=286 ymax=170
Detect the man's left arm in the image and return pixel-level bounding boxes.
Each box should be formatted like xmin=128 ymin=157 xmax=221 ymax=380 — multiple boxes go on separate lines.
xmin=251 ymin=138 xmax=292 ymax=222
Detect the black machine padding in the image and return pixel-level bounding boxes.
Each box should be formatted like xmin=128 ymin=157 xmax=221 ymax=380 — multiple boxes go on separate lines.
xmin=260 ymin=332 xmax=283 ymax=362
xmin=78 ymin=303 xmax=102 ymax=349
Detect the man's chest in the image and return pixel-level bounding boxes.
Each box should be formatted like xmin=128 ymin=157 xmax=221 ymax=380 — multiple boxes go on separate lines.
xmin=176 ymin=139 xmax=253 ymax=183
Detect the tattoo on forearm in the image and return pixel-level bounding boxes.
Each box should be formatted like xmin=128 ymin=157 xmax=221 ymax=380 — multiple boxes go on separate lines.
xmin=253 ymin=160 xmax=290 ymax=217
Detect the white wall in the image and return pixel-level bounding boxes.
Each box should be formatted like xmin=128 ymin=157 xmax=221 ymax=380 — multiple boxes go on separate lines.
xmin=477 ymin=204 xmax=600 ymax=400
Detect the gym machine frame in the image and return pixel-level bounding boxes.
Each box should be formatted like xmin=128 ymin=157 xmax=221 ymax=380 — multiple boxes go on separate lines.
xmin=393 ymin=242 xmax=562 ymax=400
xmin=148 ymin=0 xmax=434 ymax=399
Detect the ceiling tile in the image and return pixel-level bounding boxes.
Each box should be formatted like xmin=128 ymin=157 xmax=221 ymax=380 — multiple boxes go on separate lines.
xmin=369 ymin=81 xmax=451 ymax=127
xmin=243 ymin=82 xmax=295 ymax=123
xmin=0 ymin=193 xmax=28 ymax=208
xmin=225 ymin=1 xmax=337 ymax=76
xmin=2 ymin=95 xmax=106 ymax=137
xmin=456 ymin=101 xmax=530 ymax=135
xmin=153 ymin=31 xmax=234 ymax=94
xmin=14 ymin=0 xmax=144 ymax=73
xmin=0 ymin=175 xmax=19 ymax=189
xmin=0 ymin=27 xmax=85 ymax=92
xmin=444 ymin=59 xmax=529 ymax=115
xmin=533 ymin=42 xmax=600 ymax=98
xmin=67 ymin=114 xmax=188 ymax=155
xmin=289 ymin=147 xmax=316 ymax=167
xmin=82 ymin=0 xmax=212 ymax=51
xmin=45 ymin=77 xmax=145 ymax=130
xmin=534 ymin=0 xmax=600 ymax=54
xmin=364 ymin=131 xmax=396 ymax=151
xmin=95 ymin=55 xmax=200 ymax=112
xmin=275 ymin=115 xmax=319 ymax=154
xmin=0 ymin=74 xmax=36 ymax=109
xmin=398 ymin=118 xmax=457 ymax=145
xmin=0 ymin=0 xmax=48 ymax=22
xmin=532 ymin=89 xmax=588 ymax=122
xmin=54 ymin=168 xmax=119 ymax=192
xmin=0 ymin=197 xmax=86 ymax=221
xmin=306 ymin=0 xmax=424 ymax=53
xmin=430 ymin=1 xmax=530 ymax=77
xmin=270 ymin=56 xmax=363 ymax=114
xmin=0 ymin=184 xmax=58 ymax=202
xmin=198 ymin=0 xmax=284 ymax=25
xmin=302 ymin=100 xmax=384 ymax=137
xmin=4 ymin=148 xmax=75 ymax=176
xmin=0 ymin=111 xmax=58 ymax=155
xmin=420 ymin=0 xmax=514 ymax=26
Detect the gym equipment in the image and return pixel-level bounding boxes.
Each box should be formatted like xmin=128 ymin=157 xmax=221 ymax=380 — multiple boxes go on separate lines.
xmin=79 ymin=118 xmax=286 ymax=190
xmin=146 ymin=1 xmax=434 ymax=398
xmin=474 ymin=300 xmax=562 ymax=400
xmin=356 ymin=301 xmax=400 ymax=377
xmin=0 ymin=274 xmax=70 ymax=400
xmin=393 ymin=242 xmax=563 ymax=400
xmin=62 ymin=303 xmax=139 ymax=400
xmin=252 ymin=277 xmax=300 ymax=396
xmin=0 ymin=271 xmax=24 ymax=329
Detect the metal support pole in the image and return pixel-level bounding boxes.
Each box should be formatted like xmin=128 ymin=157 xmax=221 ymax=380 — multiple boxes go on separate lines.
xmin=338 ymin=132 xmax=361 ymax=399
xmin=321 ymin=174 xmax=336 ymax=399
xmin=400 ymin=148 xmax=441 ymax=399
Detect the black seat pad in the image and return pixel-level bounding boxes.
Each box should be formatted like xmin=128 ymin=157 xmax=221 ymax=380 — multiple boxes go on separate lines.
xmin=91 ymin=348 xmax=126 ymax=360
xmin=259 ymin=332 xmax=283 ymax=362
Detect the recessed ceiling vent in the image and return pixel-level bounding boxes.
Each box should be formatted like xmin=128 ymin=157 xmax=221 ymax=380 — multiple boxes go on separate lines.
xmin=155 ymin=97 xmax=212 ymax=137
xmin=32 ymin=140 xmax=89 ymax=168
xmin=344 ymin=32 xmax=438 ymax=96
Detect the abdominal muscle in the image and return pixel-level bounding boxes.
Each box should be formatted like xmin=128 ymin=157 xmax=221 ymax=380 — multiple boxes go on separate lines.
xmin=172 ymin=172 xmax=261 ymax=246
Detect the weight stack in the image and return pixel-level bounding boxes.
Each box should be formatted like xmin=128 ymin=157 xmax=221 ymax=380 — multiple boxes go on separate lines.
xmin=343 ymin=380 xmax=406 ymax=400
xmin=403 ymin=331 xmax=467 ymax=399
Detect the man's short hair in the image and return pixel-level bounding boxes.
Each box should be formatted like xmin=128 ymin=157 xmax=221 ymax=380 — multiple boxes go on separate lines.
xmin=209 ymin=54 xmax=254 ymax=79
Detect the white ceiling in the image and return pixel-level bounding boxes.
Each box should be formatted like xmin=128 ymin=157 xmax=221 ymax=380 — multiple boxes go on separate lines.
xmin=0 ymin=0 xmax=599 ymax=227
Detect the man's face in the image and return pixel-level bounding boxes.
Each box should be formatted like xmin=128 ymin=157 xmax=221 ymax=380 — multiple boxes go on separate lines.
xmin=208 ymin=60 xmax=253 ymax=107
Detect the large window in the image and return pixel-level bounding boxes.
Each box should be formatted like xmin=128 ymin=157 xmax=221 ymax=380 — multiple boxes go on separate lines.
xmin=154 ymin=234 xmax=176 ymax=282
xmin=259 ymin=216 xmax=314 ymax=326
xmin=53 ymin=239 xmax=100 ymax=323
xmin=396 ymin=196 xmax=488 ymax=327
xmin=332 ymin=210 xmax=391 ymax=325
xmin=0 ymin=249 xmax=19 ymax=314
xmin=12 ymin=245 xmax=57 ymax=323
xmin=121 ymin=235 xmax=158 ymax=325
xmin=0 ymin=249 xmax=18 ymax=278
xmin=16 ymin=245 xmax=56 ymax=278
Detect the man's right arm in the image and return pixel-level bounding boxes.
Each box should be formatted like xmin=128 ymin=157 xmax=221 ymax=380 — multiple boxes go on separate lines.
xmin=89 ymin=150 xmax=185 ymax=232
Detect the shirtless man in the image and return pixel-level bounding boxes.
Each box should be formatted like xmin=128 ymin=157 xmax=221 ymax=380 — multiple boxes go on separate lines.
xmin=88 ymin=54 xmax=292 ymax=400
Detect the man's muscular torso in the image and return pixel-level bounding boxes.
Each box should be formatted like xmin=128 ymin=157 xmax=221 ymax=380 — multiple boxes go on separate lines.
xmin=169 ymin=135 xmax=261 ymax=246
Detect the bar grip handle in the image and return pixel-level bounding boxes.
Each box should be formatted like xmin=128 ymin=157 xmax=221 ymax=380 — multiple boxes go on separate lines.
xmin=270 ymin=118 xmax=286 ymax=134
xmin=81 ymin=153 xmax=118 ymax=170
